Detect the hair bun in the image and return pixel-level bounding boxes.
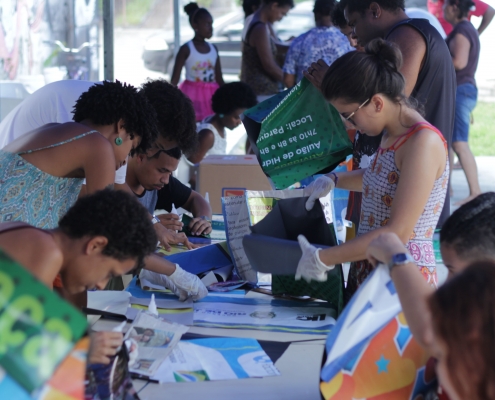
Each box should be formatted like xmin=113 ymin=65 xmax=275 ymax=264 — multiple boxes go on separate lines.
xmin=184 ymin=2 xmax=199 ymax=16
xmin=365 ymin=38 xmax=403 ymax=72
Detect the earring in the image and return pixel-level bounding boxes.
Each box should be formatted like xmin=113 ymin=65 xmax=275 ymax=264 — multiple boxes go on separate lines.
xmin=115 ymin=137 xmax=123 ymax=146
xmin=219 ymin=114 xmax=225 ymax=118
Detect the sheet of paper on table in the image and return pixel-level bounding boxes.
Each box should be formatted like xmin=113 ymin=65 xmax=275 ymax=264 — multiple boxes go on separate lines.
xmin=126 ymin=311 xmax=189 ymax=377
xmin=87 ymin=290 xmax=131 ymax=316
xmin=151 ymin=337 xmax=279 ymax=383
xmin=193 ymin=302 xmax=335 ymax=335
xmin=130 ymin=296 xmax=193 ymax=309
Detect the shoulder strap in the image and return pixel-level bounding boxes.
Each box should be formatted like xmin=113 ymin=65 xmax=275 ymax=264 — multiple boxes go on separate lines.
xmin=0 ymin=222 xmax=33 ymax=234
xmin=391 ymin=122 xmax=445 ymax=151
xmin=17 ymin=130 xmax=99 ymax=155
xmin=245 ymin=21 xmax=264 ymax=44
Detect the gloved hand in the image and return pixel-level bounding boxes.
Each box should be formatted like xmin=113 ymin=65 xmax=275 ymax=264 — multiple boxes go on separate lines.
xmin=303 ymin=175 xmax=335 ymax=211
xmin=296 ymin=235 xmax=335 ymax=282
xmin=140 ymin=266 xmax=208 ymax=301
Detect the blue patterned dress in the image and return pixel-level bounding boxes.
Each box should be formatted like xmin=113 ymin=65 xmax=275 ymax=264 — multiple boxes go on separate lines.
xmin=0 ymin=131 xmax=98 ymax=228
xmin=283 ymin=26 xmax=354 ymax=83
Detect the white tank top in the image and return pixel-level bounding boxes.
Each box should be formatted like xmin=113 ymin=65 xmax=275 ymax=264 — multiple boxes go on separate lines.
xmin=197 ymin=116 xmax=227 ymax=155
xmin=184 ymin=41 xmax=217 ymax=83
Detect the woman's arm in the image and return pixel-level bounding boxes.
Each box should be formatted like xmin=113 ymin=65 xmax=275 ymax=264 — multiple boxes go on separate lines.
xmin=213 ymin=45 xmax=225 ymax=86
xmin=170 ymin=45 xmax=190 ymax=86
xmin=331 ymin=168 xmax=366 ymax=192
xmin=478 ymin=4 xmax=495 ymax=35
xmin=319 ymin=128 xmax=446 ymax=266
xmin=249 ymin=24 xmax=284 ymax=82
xmin=448 ymin=33 xmax=471 ymax=70
xmin=81 ymin=134 xmax=118 ymax=194
xmin=366 ymin=233 xmax=435 ymax=351
xmin=187 ymin=129 xmax=215 ymax=164
xmin=283 ymin=73 xmax=296 ymax=89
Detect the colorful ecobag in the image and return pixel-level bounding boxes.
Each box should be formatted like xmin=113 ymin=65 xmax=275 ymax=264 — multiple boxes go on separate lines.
xmin=320 ymin=264 xmax=436 ymax=399
xmin=0 ymin=250 xmax=88 ymax=397
xmin=243 ymin=78 xmax=353 ymax=189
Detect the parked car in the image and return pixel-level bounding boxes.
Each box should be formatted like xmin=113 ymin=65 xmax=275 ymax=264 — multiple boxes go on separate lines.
xmin=142 ymin=1 xmax=315 ymax=77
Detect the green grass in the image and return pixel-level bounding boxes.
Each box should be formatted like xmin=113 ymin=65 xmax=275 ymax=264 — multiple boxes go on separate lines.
xmin=116 ymin=0 xmax=154 ymax=26
xmin=470 ymin=101 xmax=495 ymax=156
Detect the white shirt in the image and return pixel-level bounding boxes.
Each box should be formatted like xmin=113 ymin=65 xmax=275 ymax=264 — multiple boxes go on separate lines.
xmin=197 ymin=116 xmax=227 ymax=156
xmin=0 ymin=80 xmax=127 ymax=184
xmin=405 ymin=8 xmax=447 ymax=39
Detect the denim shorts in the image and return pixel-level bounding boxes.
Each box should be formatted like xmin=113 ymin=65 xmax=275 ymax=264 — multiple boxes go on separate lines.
xmin=453 ymin=83 xmax=478 ymax=142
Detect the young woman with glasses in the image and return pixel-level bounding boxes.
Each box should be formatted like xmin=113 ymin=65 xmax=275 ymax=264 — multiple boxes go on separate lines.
xmin=299 ymin=38 xmax=449 ymax=301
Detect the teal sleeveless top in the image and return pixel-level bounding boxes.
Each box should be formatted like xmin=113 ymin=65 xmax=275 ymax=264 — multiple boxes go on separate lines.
xmin=0 ymin=130 xmax=98 ymax=229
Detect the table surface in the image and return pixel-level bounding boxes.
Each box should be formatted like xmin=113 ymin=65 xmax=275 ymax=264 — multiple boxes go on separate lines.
xmin=90 ymin=291 xmax=327 ymax=400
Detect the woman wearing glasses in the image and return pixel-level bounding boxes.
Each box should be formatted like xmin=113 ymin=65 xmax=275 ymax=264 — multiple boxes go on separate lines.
xmin=299 ymin=38 xmax=449 ymax=301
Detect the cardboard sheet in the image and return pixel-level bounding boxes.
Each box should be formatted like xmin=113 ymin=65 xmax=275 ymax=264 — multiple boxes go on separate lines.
xmin=243 ymin=197 xmax=333 ymax=275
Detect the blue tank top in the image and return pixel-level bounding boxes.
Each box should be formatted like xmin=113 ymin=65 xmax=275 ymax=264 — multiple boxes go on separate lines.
xmin=0 ymin=130 xmax=98 ymax=228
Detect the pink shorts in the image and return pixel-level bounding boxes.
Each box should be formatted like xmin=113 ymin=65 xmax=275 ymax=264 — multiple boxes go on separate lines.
xmin=179 ymin=80 xmax=219 ymax=121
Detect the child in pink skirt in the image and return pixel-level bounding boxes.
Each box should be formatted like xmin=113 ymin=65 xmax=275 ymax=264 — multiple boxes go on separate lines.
xmin=171 ymin=2 xmax=224 ymax=121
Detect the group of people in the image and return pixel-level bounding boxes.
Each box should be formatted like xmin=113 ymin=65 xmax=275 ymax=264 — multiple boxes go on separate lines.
xmin=0 ymin=0 xmax=494 ymax=398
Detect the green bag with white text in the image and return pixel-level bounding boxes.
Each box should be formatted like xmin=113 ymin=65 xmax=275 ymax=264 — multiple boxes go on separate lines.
xmin=254 ymin=78 xmax=352 ymax=189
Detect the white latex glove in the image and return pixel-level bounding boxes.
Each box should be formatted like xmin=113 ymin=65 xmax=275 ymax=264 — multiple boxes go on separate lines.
xmin=296 ymin=235 xmax=335 ymax=282
xmin=303 ymin=175 xmax=335 ymax=211
xmin=140 ymin=267 xmax=208 ymax=301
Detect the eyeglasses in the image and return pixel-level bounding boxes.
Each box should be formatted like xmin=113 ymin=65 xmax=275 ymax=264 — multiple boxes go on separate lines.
xmin=148 ymin=146 xmax=182 ymax=160
xmin=342 ymin=98 xmax=370 ymax=127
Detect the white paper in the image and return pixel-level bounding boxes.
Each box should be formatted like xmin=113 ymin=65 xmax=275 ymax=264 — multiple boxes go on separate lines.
xmin=223 ymin=195 xmax=257 ymax=282
xmin=200 ymin=271 xmax=219 ymax=287
xmin=151 ymin=339 xmax=280 ymax=383
xmin=126 ymin=311 xmax=189 ymax=376
xmin=194 ymin=302 xmax=335 ymax=330
xmin=87 ymin=290 xmax=131 ymax=316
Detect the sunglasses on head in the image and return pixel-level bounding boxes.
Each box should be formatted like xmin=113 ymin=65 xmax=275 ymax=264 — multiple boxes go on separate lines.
xmin=148 ymin=146 xmax=182 ymax=160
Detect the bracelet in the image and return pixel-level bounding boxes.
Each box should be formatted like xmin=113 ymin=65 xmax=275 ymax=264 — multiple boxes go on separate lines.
xmin=151 ymin=214 xmax=160 ymax=224
xmin=330 ymin=172 xmax=339 ymax=187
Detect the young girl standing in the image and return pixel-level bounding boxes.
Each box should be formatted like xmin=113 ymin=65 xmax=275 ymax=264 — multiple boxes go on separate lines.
xmin=299 ymin=39 xmax=449 ymax=300
xmin=171 ymin=2 xmax=224 ymax=122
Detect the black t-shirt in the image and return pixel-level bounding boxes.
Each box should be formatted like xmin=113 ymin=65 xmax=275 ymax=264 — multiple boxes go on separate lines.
xmin=386 ymin=18 xmax=455 ymax=227
xmin=155 ymin=176 xmax=192 ymax=212
xmin=446 ymin=20 xmax=480 ymax=87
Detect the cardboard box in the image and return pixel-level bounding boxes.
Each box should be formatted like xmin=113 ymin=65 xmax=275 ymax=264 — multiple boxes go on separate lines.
xmin=197 ymin=155 xmax=273 ymax=214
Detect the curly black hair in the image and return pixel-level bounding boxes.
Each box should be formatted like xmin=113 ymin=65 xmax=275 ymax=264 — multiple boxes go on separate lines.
xmin=58 ymin=189 xmax=157 ymax=268
xmin=140 ymin=79 xmax=198 ymax=156
xmin=440 ymin=192 xmax=495 ymax=261
xmin=72 ymin=80 xmax=159 ymax=155
xmin=184 ymin=2 xmax=211 ymax=26
xmin=314 ymin=0 xmax=336 ymax=16
xmin=332 ymin=2 xmax=348 ymax=28
xmin=211 ymin=82 xmax=257 ymax=115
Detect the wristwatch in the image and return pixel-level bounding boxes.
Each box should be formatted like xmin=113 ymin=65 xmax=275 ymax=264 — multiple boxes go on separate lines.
xmin=151 ymin=214 xmax=160 ymax=225
xmin=388 ymin=253 xmax=415 ymax=272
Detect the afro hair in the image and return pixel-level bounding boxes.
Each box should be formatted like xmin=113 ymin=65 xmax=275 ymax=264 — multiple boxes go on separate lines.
xmin=58 ymin=189 xmax=157 ymax=267
xmin=140 ymin=79 xmax=198 ymax=156
xmin=211 ymin=82 xmax=257 ymax=115
xmin=72 ymin=80 xmax=159 ymax=155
